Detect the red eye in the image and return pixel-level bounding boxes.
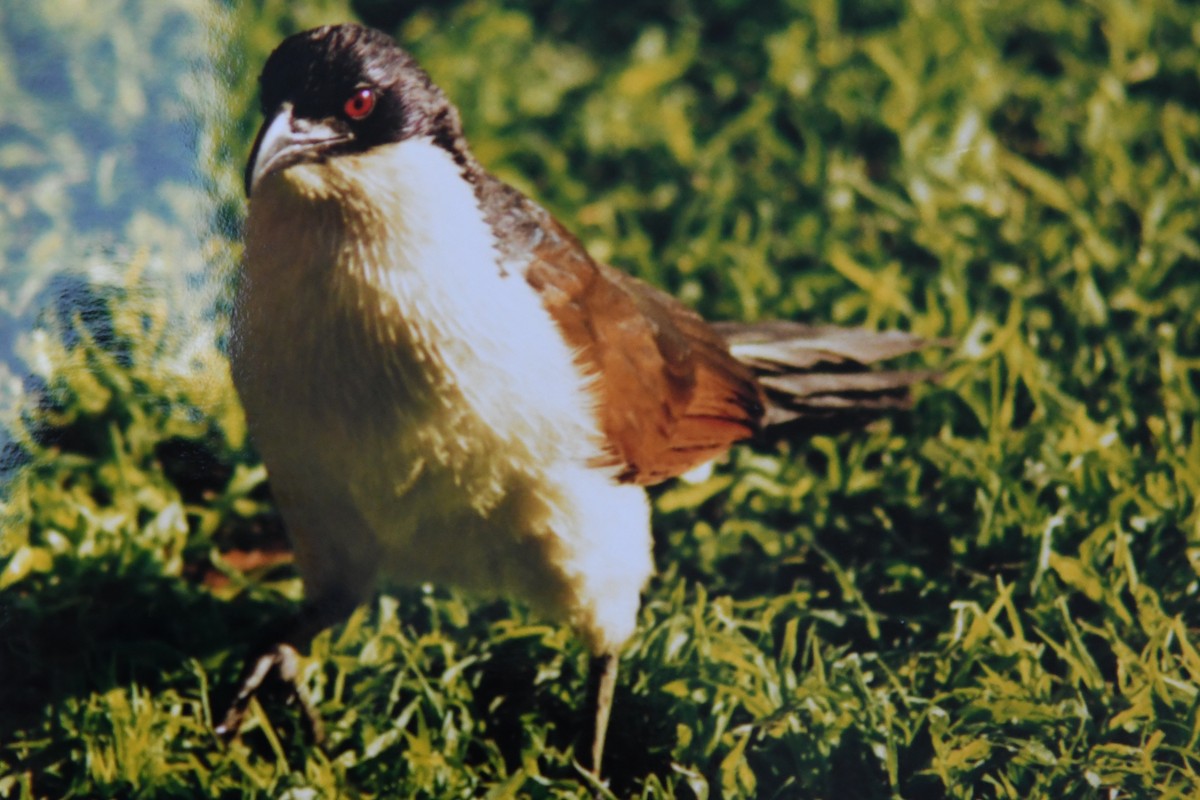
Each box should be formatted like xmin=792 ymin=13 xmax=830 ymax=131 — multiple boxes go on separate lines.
xmin=344 ymin=88 xmax=376 ymax=120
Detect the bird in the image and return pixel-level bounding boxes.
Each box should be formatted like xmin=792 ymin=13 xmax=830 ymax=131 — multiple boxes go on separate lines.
xmin=220 ymin=22 xmax=935 ymax=777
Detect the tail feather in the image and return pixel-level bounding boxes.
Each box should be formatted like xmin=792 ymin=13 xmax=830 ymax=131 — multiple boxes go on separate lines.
xmin=713 ymin=321 xmax=940 ymax=433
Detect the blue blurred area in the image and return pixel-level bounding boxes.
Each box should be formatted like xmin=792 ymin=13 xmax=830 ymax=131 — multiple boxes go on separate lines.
xmin=0 ymin=2 xmax=228 ymax=452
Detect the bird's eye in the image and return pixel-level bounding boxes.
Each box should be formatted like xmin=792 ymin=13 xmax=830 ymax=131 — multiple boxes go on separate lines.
xmin=343 ymin=88 xmax=376 ymax=120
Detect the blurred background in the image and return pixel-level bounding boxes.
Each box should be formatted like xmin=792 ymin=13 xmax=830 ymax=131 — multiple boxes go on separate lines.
xmin=1 ymin=0 xmax=1198 ymax=797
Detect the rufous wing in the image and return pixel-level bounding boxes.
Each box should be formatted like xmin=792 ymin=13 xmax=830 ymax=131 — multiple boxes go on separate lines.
xmin=522 ymin=219 xmax=763 ymax=485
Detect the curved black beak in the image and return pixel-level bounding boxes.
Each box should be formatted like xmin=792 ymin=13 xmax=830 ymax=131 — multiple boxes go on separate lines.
xmin=245 ymin=103 xmax=351 ymax=197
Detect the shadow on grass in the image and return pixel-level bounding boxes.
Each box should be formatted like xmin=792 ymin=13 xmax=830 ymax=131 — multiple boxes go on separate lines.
xmin=0 ymin=552 xmax=296 ymax=742
xmin=471 ymin=634 xmax=676 ymax=792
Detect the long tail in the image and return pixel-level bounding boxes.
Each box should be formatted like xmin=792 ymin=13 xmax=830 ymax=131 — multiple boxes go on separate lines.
xmin=713 ymin=321 xmax=939 ymax=433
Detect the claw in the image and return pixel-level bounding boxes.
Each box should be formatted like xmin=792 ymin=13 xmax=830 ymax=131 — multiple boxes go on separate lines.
xmin=215 ymin=642 xmax=324 ymax=742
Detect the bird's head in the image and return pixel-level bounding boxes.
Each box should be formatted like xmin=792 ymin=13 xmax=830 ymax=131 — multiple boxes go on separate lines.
xmin=245 ymin=24 xmax=468 ymax=198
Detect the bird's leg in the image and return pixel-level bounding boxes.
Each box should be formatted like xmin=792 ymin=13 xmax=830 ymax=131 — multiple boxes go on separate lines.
xmin=215 ymin=587 xmax=360 ymax=742
xmin=215 ymin=639 xmax=324 ymax=742
xmin=583 ymin=651 xmax=619 ymax=776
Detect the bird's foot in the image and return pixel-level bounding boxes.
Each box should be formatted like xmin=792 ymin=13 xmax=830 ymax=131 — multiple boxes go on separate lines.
xmin=215 ymin=642 xmax=324 ymax=742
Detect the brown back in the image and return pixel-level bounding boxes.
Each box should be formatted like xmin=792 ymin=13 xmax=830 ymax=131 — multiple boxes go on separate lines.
xmin=523 ymin=218 xmax=764 ymax=485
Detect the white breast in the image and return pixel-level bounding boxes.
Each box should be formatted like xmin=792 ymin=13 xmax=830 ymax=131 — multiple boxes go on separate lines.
xmin=233 ymin=139 xmax=653 ymax=652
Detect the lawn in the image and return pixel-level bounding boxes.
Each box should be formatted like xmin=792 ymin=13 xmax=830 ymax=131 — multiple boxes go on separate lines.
xmin=2 ymin=0 xmax=1199 ymax=797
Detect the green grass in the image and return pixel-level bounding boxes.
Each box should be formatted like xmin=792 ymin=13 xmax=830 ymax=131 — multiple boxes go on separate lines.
xmin=3 ymin=0 xmax=1200 ymax=796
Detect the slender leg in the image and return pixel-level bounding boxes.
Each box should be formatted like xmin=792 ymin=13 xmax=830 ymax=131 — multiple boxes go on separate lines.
xmin=214 ymin=588 xmax=360 ymax=742
xmin=215 ymin=641 xmax=324 ymax=741
xmin=583 ymin=652 xmax=619 ymax=776
xmin=214 ymin=497 xmax=380 ymax=741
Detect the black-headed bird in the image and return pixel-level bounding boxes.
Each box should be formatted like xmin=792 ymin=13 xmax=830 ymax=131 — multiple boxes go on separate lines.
xmin=222 ymin=23 xmax=934 ymax=777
